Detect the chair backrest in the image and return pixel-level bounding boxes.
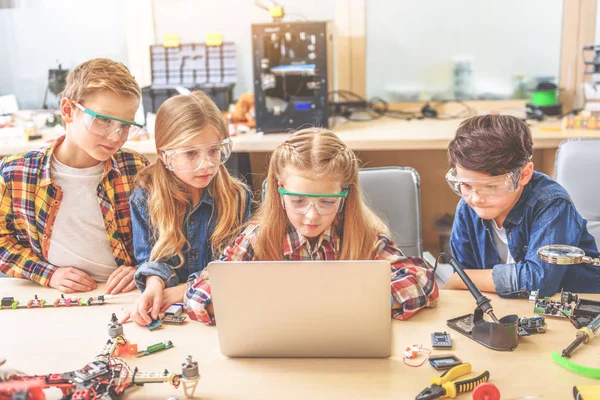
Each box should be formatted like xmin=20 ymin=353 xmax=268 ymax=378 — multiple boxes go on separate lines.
xmin=555 ymin=138 xmax=600 ymax=245
xmin=261 ymin=166 xmax=423 ymax=257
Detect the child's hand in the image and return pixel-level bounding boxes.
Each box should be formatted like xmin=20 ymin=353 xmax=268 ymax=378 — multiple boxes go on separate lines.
xmin=49 ymin=267 xmax=97 ymax=293
xmin=160 ymin=284 xmax=187 ymax=312
xmin=104 ymin=266 xmax=137 ymax=295
xmin=124 ymin=276 xmax=165 ymax=326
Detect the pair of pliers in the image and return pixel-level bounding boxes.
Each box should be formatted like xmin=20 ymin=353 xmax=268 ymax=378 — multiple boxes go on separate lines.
xmin=415 ymin=362 xmax=490 ymax=400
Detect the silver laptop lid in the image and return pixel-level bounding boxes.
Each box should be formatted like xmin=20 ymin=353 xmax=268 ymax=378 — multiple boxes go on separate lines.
xmin=208 ymin=260 xmax=392 ymax=358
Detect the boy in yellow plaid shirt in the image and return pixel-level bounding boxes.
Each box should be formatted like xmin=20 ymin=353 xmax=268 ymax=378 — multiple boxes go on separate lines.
xmin=0 ymin=59 xmax=148 ymax=294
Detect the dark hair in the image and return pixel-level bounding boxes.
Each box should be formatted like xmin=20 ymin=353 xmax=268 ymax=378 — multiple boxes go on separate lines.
xmin=448 ymin=115 xmax=533 ymax=175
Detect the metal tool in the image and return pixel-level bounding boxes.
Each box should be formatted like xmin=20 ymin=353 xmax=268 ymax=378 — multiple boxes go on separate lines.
xmin=538 ymin=245 xmax=600 ymax=266
xmin=440 ymin=252 xmax=519 ymax=351
xmin=562 ymin=313 xmax=600 ymax=358
xmin=440 ymin=253 xmax=500 ymax=322
xmin=415 ymin=362 xmax=490 ymax=400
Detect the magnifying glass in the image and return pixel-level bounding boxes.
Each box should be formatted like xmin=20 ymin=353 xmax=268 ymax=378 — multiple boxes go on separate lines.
xmin=538 ymin=245 xmax=600 ymax=266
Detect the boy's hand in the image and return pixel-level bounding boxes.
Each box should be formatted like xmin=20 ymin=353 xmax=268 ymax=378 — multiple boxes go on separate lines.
xmin=123 ymin=276 xmax=165 ymax=326
xmin=160 ymin=284 xmax=187 ymax=312
xmin=105 ymin=266 xmax=137 ymax=295
xmin=49 ymin=267 xmax=97 ymax=293
xmin=442 ymin=269 xmax=496 ymax=293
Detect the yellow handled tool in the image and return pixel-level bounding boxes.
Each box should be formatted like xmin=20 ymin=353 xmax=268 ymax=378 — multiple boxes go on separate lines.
xmin=416 ymin=363 xmax=490 ymax=400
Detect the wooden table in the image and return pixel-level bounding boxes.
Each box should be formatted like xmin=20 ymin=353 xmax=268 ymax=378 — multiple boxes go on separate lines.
xmin=1 ymin=278 xmax=599 ymax=399
xmin=2 ymin=117 xmax=600 ymax=252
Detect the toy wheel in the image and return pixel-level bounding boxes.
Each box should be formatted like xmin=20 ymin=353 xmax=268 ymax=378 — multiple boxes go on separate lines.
xmin=473 ymin=382 xmax=500 ymax=400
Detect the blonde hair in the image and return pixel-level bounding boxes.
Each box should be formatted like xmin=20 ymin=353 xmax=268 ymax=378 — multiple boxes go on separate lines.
xmin=137 ymin=91 xmax=249 ymax=267
xmin=60 ymin=58 xmax=141 ymax=103
xmin=254 ymin=128 xmax=389 ymax=260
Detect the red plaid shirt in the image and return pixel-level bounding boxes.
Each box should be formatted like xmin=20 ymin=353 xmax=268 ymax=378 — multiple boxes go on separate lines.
xmin=185 ymin=223 xmax=439 ymax=324
xmin=0 ymin=136 xmax=148 ymax=285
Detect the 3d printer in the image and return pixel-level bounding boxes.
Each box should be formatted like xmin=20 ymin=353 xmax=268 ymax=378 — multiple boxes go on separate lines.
xmin=251 ymin=21 xmax=333 ymax=133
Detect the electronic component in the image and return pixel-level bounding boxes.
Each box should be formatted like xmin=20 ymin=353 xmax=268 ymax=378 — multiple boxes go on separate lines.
xmin=517 ymin=316 xmax=547 ymax=336
xmin=574 ymin=298 xmax=600 ymax=324
xmin=531 ymin=293 xmax=574 ymax=318
xmin=163 ymin=315 xmax=187 ymax=324
xmin=165 ymin=303 xmax=184 ymax=317
xmin=0 ymin=297 xmax=17 ymax=309
xmin=148 ymin=317 xmax=163 ymax=331
xmin=86 ymin=295 xmax=106 ymax=306
xmin=73 ymin=361 xmax=110 ymax=383
xmin=0 ymin=315 xmax=200 ymax=400
xmin=163 ymin=303 xmax=187 ymax=324
xmin=54 ymin=294 xmax=79 ymax=307
xmin=427 ymin=354 xmax=463 ymax=371
xmin=430 ymin=331 xmax=452 ymax=349
xmin=562 ymin=291 xmax=579 ymax=304
xmin=136 ymin=340 xmax=174 ymax=358
xmin=251 ymin=21 xmax=333 ymax=133
xmin=27 ymin=295 xmax=45 ymax=308
xmin=530 ymin=290 xmax=600 ymax=328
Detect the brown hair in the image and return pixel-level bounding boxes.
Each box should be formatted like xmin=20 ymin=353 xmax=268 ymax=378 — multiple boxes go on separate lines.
xmin=252 ymin=128 xmax=389 ymax=261
xmin=448 ymin=115 xmax=533 ymax=175
xmin=60 ymin=58 xmax=141 ymax=103
xmin=136 ymin=91 xmax=249 ymax=266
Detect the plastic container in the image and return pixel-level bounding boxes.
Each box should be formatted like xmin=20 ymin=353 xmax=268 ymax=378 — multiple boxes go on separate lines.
xmin=146 ymin=42 xmax=237 ymax=111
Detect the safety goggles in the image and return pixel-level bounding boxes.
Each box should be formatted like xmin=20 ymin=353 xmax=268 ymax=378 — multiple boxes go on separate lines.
xmin=445 ymin=167 xmax=521 ymax=199
xmin=160 ymin=138 xmax=233 ymax=172
xmin=72 ymin=101 xmax=142 ymax=140
xmin=278 ymin=187 xmax=348 ymax=215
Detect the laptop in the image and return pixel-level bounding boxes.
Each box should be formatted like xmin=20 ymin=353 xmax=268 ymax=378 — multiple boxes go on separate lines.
xmin=208 ymin=260 xmax=392 ymax=358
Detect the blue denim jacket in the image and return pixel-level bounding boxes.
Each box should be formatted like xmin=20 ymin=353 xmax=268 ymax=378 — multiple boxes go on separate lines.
xmin=131 ymin=186 xmax=251 ymax=291
xmin=450 ymin=171 xmax=600 ymax=298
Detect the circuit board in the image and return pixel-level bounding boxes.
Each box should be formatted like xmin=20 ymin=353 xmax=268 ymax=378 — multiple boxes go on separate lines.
xmin=533 ymin=299 xmax=573 ymax=317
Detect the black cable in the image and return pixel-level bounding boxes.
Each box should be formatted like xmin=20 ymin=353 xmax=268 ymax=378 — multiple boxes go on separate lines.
xmin=328 ymin=90 xmax=420 ymax=124
xmin=550 ymin=304 xmax=578 ymax=328
xmin=429 ymin=100 xmax=477 ymax=120
xmin=432 ymin=253 xmax=445 ymax=277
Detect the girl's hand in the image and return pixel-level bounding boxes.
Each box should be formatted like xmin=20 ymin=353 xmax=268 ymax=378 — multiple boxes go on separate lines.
xmin=122 ymin=276 xmax=165 ymax=326
xmin=160 ymin=284 xmax=187 ymax=312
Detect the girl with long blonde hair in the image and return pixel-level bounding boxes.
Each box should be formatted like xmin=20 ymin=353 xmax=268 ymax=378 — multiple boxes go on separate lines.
xmin=184 ymin=128 xmax=438 ymax=324
xmin=127 ymin=91 xmax=251 ymax=326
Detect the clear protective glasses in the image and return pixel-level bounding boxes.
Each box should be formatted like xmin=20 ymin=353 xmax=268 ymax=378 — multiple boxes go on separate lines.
xmin=445 ymin=167 xmax=522 ymax=199
xmin=72 ymin=101 xmax=143 ymax=140
xmin=160 ymin=138 xmax=233 ymax=173
xmin=278 ymin=187 xmax=349 ymax=215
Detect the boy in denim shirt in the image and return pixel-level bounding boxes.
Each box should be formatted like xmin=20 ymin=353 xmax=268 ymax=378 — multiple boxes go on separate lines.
xmin=444 ymin=115 xmax=600 ymax=297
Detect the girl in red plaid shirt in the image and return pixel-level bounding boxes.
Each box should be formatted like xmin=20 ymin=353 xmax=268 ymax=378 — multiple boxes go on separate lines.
xmin=185 ymin=128 xmax=438 ymax=324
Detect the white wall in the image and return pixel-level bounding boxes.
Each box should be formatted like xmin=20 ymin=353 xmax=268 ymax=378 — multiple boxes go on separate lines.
xmin=366 ymin=0 xmax=564 ymax=101
xmin=1 ymin=0 xmax=566 ymax=107
xmin=0 ymin=0 xmax=128 ymax=109
xmin=152 ymin=0 xmax=337 ymax=99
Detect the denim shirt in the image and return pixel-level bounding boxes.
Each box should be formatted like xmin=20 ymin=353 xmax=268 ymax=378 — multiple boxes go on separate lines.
xmin=131 ymin=185 xmax=251 ymax=291
xmin=450 ymin=171 xmax=600 ymax=298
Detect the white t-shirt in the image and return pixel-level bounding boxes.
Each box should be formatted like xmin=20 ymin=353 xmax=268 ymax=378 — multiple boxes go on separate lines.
xmin=490 ymin=220 xmax=515 ymax=265
xmin=47 ymin=156 xmax=118 ymax=281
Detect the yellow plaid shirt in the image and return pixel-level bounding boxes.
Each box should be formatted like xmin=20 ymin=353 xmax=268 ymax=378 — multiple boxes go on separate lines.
xmin=0 ymin=136 xmax=149 ymax=286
